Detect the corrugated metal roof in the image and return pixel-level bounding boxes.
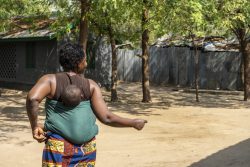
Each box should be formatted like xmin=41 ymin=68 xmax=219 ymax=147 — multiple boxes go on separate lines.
xmin=0 ymin=17 xmax=56 ymax=42
xmin=2 ymin=29 xmax=54 ymax=38
xmin=0 ymin=29 xmax=55 ymax=42
xmin=153 ymin=35 xmax=240 ymax=52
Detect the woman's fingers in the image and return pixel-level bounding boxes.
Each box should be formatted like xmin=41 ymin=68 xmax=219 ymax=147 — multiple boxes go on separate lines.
xmin=133 ymin=119 xmax=148 ymax=130
xmin=33 ymin=127 xmax=47 ymax=143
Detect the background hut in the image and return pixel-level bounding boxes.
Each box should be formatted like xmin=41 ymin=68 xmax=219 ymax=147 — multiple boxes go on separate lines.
xmin=0 ymin=29 xmax=59 ymax=90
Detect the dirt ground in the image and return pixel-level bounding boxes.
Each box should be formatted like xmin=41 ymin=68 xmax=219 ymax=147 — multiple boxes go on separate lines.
xmin=0 ymin=82 xmax=250 ymax=167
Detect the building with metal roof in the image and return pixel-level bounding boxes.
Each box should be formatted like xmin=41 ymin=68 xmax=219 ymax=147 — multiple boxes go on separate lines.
xmin=0 ymin=28 xmax=59 ymax=90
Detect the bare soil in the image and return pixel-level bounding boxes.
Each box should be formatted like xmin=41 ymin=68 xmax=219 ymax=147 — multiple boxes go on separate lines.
xmin=0 ymin=82 xmax=250 ymax=167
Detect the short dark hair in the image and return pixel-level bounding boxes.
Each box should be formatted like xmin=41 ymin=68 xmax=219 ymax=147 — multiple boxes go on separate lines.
xmin=59 ymin=43 xmax=85 ymax=71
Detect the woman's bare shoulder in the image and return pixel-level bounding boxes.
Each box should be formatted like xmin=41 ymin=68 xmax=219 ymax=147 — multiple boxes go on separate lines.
xmin=38 ymin=74 xmax=56 ymax=83
xmin=35 ymin=73 xmax=57 ymax=91
xmin=87 ymin=79 xmax=100 ymax=95
xmin=88 ymin=79 xmax=98 ymax=86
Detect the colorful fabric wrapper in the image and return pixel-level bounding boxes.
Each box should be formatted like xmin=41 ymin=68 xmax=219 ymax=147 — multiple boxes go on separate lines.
xmin=42 ymin=132 xmax=96 ymax=167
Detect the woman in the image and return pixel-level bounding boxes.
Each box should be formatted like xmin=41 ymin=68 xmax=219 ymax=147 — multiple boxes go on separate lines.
xmin=26 ymin=43 xmax=147 ymax=167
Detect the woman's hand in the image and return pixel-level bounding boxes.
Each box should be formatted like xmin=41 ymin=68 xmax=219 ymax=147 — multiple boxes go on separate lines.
xmin=133 ymin=119 xmax=148 ymax=130
xmin=32 ymin=126 xmax=46 ymax=143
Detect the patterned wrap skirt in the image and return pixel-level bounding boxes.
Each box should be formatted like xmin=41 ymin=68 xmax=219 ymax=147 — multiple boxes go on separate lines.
xmin=42 ymin=132 xmax=96 ymax=167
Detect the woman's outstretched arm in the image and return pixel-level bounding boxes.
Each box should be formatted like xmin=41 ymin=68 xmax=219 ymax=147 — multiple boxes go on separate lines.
xmin=89 ymin=79 xmax=147 ymax=130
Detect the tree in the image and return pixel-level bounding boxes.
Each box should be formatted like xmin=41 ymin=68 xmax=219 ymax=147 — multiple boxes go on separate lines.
xmin=126 ymin=0 xmax=165 ymax=103
xmin=164 ymin=0 xmax=213 ymax=102
xmin=79 ymin=0 xmax=91 ymax=52
xmin=141 ymin=0 xmax=151 ymax=102
xmin=90 ymin=0 xmax=167 ymax=103
xmin=90 ymin=0 xmax=138 ymax=102
xmin=214 ymin=0 xmax=250 ymax=100
xmin=46 ymin=0 xmax=90 ymax=49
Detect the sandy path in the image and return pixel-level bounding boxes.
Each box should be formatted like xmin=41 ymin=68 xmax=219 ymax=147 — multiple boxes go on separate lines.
xmin=0 ymin=82 xmax=250 ymax=167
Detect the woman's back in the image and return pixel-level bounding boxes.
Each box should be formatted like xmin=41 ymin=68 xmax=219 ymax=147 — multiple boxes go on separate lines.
xmin=44 ymin=72 xmax=98 ymax=144
xmin=44 ymin=99 xmax=98 ymax=144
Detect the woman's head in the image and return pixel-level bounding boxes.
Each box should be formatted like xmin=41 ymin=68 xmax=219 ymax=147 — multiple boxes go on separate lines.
xmin=59 ymin=43 xmax=87 ymax=73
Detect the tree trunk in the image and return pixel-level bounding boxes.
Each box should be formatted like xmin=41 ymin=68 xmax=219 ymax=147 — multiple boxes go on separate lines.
xmin=236 ymin=28 xmax=249 ymax=101
xmin=141 ymin=0 xmax=151 ymax=102
xmin=240 ymin=40 xmax=250 ymax=101
xmin=79 ymin=0 xmax=90 ymax=52
xmin=191 ymin=35 xmax=199 ymax=102
xmin=239 ymin=55 xmax=244 ymax=91
xmin=246 ymin=42 xmax=250 ymax=99
xmin=194 ymin=45 xmax=199 ymax=102
xmin=108 ymin=25 xmax=118 ymax=102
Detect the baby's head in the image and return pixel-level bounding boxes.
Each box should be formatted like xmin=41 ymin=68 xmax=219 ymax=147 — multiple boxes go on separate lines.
xmin=61 ymin=85 xmax=82 ymax=107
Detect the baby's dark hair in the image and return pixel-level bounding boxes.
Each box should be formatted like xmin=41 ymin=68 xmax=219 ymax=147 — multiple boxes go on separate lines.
xmin=59 ymin=43 xmax=85 ymax=71
xmin=61 ymin=85 xmax=82 ymax=107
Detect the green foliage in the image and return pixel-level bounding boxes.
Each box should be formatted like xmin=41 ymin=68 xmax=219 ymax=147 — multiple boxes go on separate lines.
xmin=194 ymin=0 xmax=250 ymax=38
xmin=88 ymin=0 xmax=169 ymax=46
xmin=46 ymin=0 xmax=81 ymax=40
xmin=164 ymin=0 xmax=209 ymax=38
xmin=115 ymin=0 xmax=168 ymax=45
xmin=214 ymin=0 xmax=250 ymax=36
xmin=4 ymin=0 xmax=243 ymax=46
xmin=89 ymin=0 xmax=140 ymax=45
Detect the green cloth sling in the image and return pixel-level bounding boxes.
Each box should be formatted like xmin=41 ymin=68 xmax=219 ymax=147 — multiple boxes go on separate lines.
xmin=44 ymin=98 xmax=98 ymax=144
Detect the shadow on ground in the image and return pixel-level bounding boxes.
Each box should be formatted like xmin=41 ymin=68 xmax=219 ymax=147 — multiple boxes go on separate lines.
xmin=0 ymin=93 xmax=45 ymax=139
xmin=106 ymin=101 xmax=170 ymax=116
xmin=188 ymin=138 xmax=250 ymax=167
xmin=0 ymin=105 xmax=45 ymax=144
xmin=103 ymin=82 xmax=250 ymax=110
xmin=1 ymin=106 xmax=29 ymax=122
xmin=1 ymin=82 xmax=250 ymax=136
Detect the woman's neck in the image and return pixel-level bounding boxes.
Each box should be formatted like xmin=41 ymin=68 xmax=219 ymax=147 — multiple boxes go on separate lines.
xmin=66 ymin=71 xmax=78 ymax=76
